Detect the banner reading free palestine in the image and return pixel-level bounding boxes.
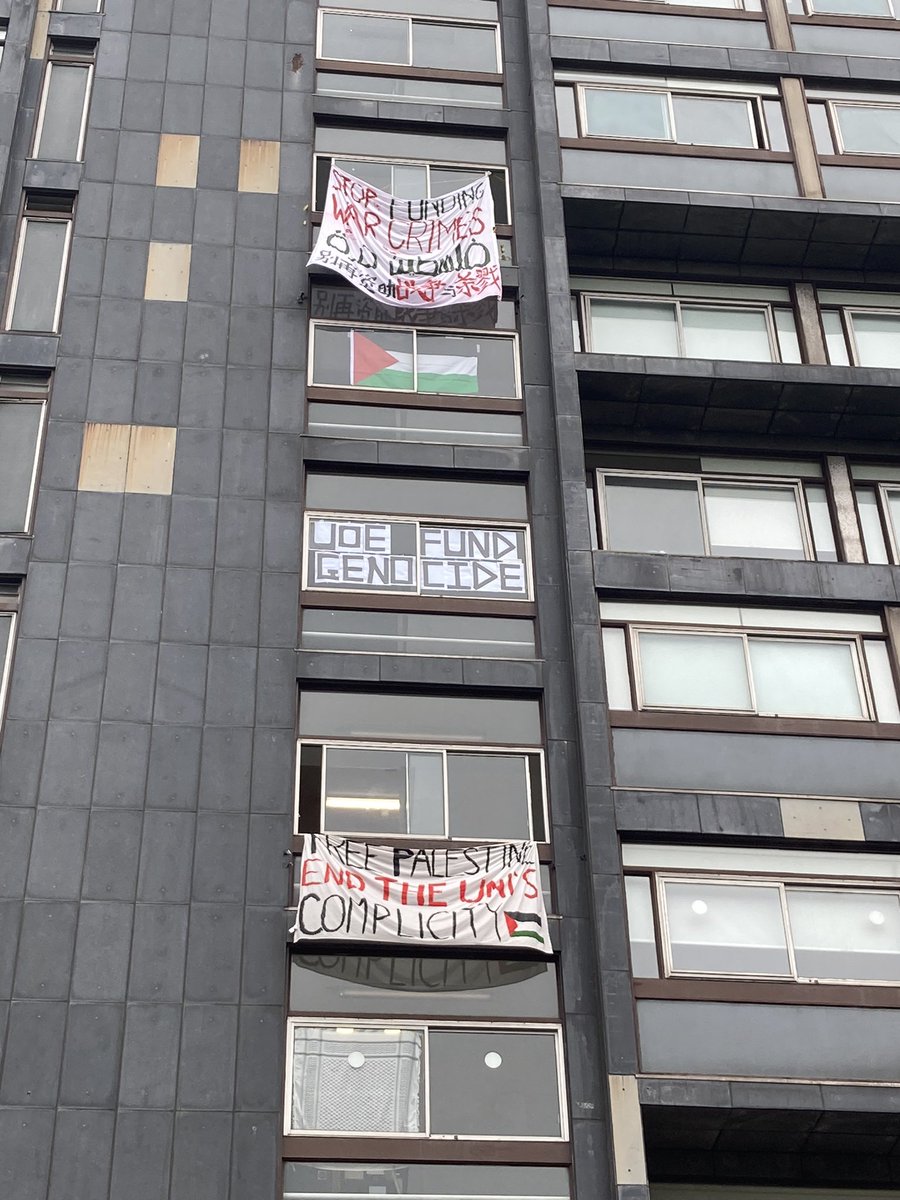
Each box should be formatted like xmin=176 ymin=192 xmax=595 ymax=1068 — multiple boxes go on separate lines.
xmin=308 ymin=164 xmax=503 ymax=310
xmin=291 ymin=835 xmax=552 ymax=955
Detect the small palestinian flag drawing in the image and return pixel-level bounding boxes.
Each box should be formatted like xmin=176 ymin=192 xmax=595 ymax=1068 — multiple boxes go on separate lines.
xmin=504 ymin=911 xmax=547 ymax=947
xmin=351 ymin=330 xmax=478 ymax=395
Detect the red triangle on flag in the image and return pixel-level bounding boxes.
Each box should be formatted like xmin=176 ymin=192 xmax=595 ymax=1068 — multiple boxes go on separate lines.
xmin=351 ymin=331 xmax=400 ymax=386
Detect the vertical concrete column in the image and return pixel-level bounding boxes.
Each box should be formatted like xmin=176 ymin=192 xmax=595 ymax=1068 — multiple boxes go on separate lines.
xmin=791 ymin=282 xmax=827 ymax=365
xmin=781 ymin=76 xmax=825 ymax=199
xmin=826 ymin=455 xmax=865 ymax=564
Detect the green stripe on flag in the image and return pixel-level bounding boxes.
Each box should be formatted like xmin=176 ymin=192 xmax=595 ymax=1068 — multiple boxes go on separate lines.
xmin=356 ymin=365 xmax=415 ymax=390
xmin=417 ymin=371 xmax=479 ymax=395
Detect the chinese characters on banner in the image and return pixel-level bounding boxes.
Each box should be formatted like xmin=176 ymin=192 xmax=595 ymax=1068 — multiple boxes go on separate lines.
xmin=308 ymin=164 xmax=503 ymax=309
xmin=291 ymin=835 xmax=552 ymax=955
xmin=305 ymin=516 xmax=531 ymax=599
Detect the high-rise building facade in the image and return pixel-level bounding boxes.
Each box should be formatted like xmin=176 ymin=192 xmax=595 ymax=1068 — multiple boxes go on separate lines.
xmin=2 ymin=0 xmax=900 ymax=1198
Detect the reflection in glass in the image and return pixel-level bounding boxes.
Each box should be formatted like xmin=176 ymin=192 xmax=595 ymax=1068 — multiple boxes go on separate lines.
xmin=665 ymin=881 xmax=791 ymax=975
xmin=673 ymin=96 xmax=755 ymax=147
xmin=604 ymin=476 xmax=705 ymax=555
xmin=322 ymin=747 xmax=443 ymax=836
xmin=447 ymin=752 xmax=532 ymax=839
xmin=787 ymin=890 xmax=900 ymax=981
xmin=412 ymin=22 xmax=498 ymax=72
xmin=681 ymin=306 xmax=772 ymax=362
xmin=748 ymin=638 xmax=863 ymax=718
xmin=638 ymin=631 xmax=753 ymax=711
xmin=584 ymin=89 xmax=671 ymax=140
xmin=291 ymin=1027 xmax=424 ymax=1133
xmin=589 ymin=300 xmax=679 ymax=357
xmin=704 ymin=484 xmax=805 ymax=558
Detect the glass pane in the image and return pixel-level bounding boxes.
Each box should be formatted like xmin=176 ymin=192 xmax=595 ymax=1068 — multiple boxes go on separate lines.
xmin=682 ymin=307 xmax=773 ymax=362
xmin=602 ymin=626 xmax=632 ymax=709
xmin=850 ymin=313 xmax=900 ymax=368
xmin=556 ymin=86 xmax=578 ymax=137
xmin=887 ymin=490 xmax=900 ymax=563
xmin=863 ymin=640 xmax=900 ymax=723
xmin=56 ymin=0 xmax=101 ymax=9
xmin=664 ymin=881 xmax=791 ymax=975
xmin=408 ymin=751 xmax=446 ymax=835
xmin=788 ymin=890 xmax=900 ymax=981
xmin=412 ymin=22 xmax=498 ymax=72
xmin=672 ymin=96 xmax=756 ymax=148
xmin=431 ymin=167 xmax=508 ymax=224
xmin=774 ymin=308 xmax=801 ymax=363
xmin=748 ymin=638 xmax=864 ymax=719
xmin=806 ymin=484 xmax=837 ymax=562
xmin=0 ymin=403 xmax=42 ymax=532
xmin=603 ymin=476 xmax=704 ymax=555
xmin=428 ymin=1030 xmax=562 ymax=1137
xmin=638 ymin=631 xmax=752 ymax=711
xmin=311 ymin=326 xmax=415 ymax=390
xmin=704 ymin=484 xmax=807 ymax=559
xmin=290 ymin=956 xmax=558 ymax=1017
xmin=584 ymin=89 xmax=671 ymax=139
xmin=858 ymin=486 xmax=890 ymax=563
xmin=291 ymin=1026 xmax=424 ymax=1133
xmin=625 ymin=876 xmax=659 ymax=978
xmin=298 ymin=692 xmax=542 ymax=744
xmin=416 ymin=334 xmax=518 ymax=399
xmin=307 ymin=403 xmax=522 ymax=446
xmin=835 ymin=104 xmax=900 ymax=155
xmin=808 ymin=103 xmax=836 ymax=155
xmin=283 ymin=1161 xmax=571 ymax=1199
xmin=326 ymin=0 xmax=498 ymax=15
xmin=320 ymin=13 xmax=409 ymax=63
xmin=301 ymin=608 xmax=535 ymax=658
xmin=589 ymin=300 xmax=679 ymax=357
xmin=322 ymin=747 xmax=409 ymax=834
xmin=36 ymin=65 xmax=90 ymax=160
xmin=9 ymin=221 xmax=67 ymax=331
xmin=812 ymin=0 xmax=892 ymax=13
xmin=763 ymin=100 xmax=790 ymax=152
xmin=0 ymin=615 xmax=11 ymax=679
xmin=446 ymin=752 xmax=531 ymax=839
xmin=306 ymin=473 xmax=528 ymax=520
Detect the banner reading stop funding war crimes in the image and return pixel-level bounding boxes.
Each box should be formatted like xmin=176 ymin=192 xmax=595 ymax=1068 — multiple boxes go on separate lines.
xmin=291 ymin=835 xmax=551 ymax=955
xmin=308 ymin=165 xmax=503 ymax=309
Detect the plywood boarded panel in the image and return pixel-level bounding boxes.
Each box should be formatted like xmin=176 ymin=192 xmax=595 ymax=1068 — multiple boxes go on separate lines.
xmin=609 ymin=1075 xmax=648 ymax=1186
xmin=238 ymin=139 xmax=281 ymax=194
xmin=156 ymin=134 xmax=200 ymax=189
xmin=31 ymin=0 xmax=53 ymax=59
xmin=781 ymin=797 xmax=864 ymax=841
xmin=125 ymin=426 xmax=176 ymax=495
xmin=144 ymin=242 xmax=192 ymax=302
xmin=78 ymin=423 xmax=131 ymax=492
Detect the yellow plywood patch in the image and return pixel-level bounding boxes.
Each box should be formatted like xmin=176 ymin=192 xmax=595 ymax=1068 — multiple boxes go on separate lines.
xmin=608 ymin=1075 xmax=648 ymax=1186
xmin=77 ymin=423 xmax=131 ymax=493
xmin=144 ymin=242 xmax=192 ymax=302
xmin=125 ymin=425 xmax=176 ymax=495
xmin=781 ymin=797 xmax=865 ymax=841
xmin=238 ymin=139 xmax=281 ymax=194
xmin=30 ymin=0 xmax=52 ymax=59
xmin=155 ymin=134 xmax=200 ymax=189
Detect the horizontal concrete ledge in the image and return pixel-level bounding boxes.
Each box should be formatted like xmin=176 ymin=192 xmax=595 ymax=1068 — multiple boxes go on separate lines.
xmin=48 ymin=12 xmax=103 ymax=38
xmin=23 ymin=159 xmax=84 ymax=193
xmin=594 ymin=551 xmax=900 ymax=605
xmin=0 ymin=536 xmax=30 ymax=580
xmin=312 ymin=95 xmax=511 ymax=132
xmin=295 ymin=649 xmax=544 ymax=690
xmin=639 ymin=1074 xmax=900 ymax=1112
xmin=301 ymin=436 xmax=531 ymax=475
xmin=0 ymin=334 xmax=58 ymax=369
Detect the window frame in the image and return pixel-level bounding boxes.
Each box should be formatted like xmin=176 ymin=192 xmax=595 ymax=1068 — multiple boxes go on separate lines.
xmin=295 ymin=737 xmax=549 ymax=843
xmin=284 ymin=1017 xmax=568 ymax=1141
xmin=0 ymin=601 xmax=17 ymax=733
xmin=315 ymin=7 xmax=503 ymax=74
xmin=630 ymin=868 xmax=900 ymax=988
xmin=4 ymin=195 xmax=75 ymax=334
xmin=32 ymin=41 xmax=96 ymax=163
xmin=799 ymin=0 xmax=896 ymax=16
xmin=307 ymin=321 xmax=522 ymax=401
xmin=809 ymin=94 xmax=900 ymax=157
xmin=0 ymin=397 xmax=48 ymax=535
xmin=822 ymin=304 xmax=900 ymax=367
xmin=594 ymin=467 xmax=820 ymax=561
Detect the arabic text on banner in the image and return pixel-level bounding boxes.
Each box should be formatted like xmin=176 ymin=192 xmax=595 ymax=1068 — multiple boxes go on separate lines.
xmin=308 ymin=165 xmax=503 ymax=309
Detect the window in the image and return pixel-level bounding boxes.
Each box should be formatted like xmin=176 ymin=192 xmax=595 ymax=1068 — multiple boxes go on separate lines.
xmin=556 ymin=74 xmax=788 ymax=151
xmin=313 ymin=156 xmax=510 ymax=225
xmin=626 ymin=863 xmax=900 ymax=985
xmin=286 ymin=1020 xmax=564 ymax=1138
xmin=808 ymin=90 xmax=900 ymax=155
xmin=852 ymin=464 xmax=900 ymax=564
xmin=309 ymin=324 xmax=520 ymax=399
xmin=304 ymin=515 xmax=531 ymax=600
xmin=0 ymin=597 xmax=16 ymax=725
xmin=297 ymin=742 xmax=547 ymax=840
xmin=574 ymin=279 xmax=800 ymax=364
xmin=788 ymin=0 xmax=895 ymax=15
xmin=593 ymin=457 xmax=836 ymax=561
xmin=33 ymin=40 xmax=95 ymax=162
xmin=283 ymin=1162 xmax=571 ymax=1200
xmin=818 ymin=289 xmax=900 ymax=367
xmin=317 ymin=8 xmax=501 ymax=73
xmin=55 ymin=0 xmax=102 ymax=9
xmin=600 ymin=603 xmax=900 ymax=721
xmin=0 ymin=392 xmax=47 ymax=534
xmin=5 ymin=194 xmax=74 ymax=333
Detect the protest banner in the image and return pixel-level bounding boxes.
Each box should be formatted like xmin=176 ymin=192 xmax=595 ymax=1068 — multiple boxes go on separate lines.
xmin=308 ymin=165 xmax=503 ymax=309
xmin=291 ymin=835 xmax=552 ymax=955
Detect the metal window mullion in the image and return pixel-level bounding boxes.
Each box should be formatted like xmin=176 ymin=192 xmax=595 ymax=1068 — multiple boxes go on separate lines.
xmin=4 ymin=218 xmax=31 ymax=329
xmin=777 ymin=881 xmax=800 ymax=980
xmin=655 ymin=874 xmax=676 ymax=977
xmin=855 ymin=634 xmax=877 ymax=720
xmin=440 ymin=748 xmax=450 ymax=838
xmin=877 ymin=483 xmax=900 ymax=565
xmin=406 ymin=16 xmax=414 ymax=67
xmin=793 ymin=480 xmax=817 ymax=561
xmin=750 ymin=96 xmax=767 ymax=150
xmin=741 ymin=631 xmax=759 ymax=714
xmin=844 ymin=309 xmax=864 ymax=366
xmin=411 ymin=329 xmax=419 ymax=392
xmin=32 ymin=63 xmax=55 ymax=158
xmin=422 ymin=1027 xmax=432 ymax=1136
xmin=75 ymin=63 xmax=94 ymax=161
xmin=672 ymin=298 xmax=687 ymax=357
xmin=696 ymin=478 xmax=713 ymax=555
xmin=665 ymin=90 xmax=677 ymax=142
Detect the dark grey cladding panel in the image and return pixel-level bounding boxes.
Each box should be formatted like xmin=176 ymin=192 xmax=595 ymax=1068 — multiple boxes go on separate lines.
xmin=612 ymin=727 xmax=900 ymax=799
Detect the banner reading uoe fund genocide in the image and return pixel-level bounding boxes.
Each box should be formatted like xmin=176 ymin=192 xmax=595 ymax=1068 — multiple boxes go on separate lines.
xmin=291 ymin=835 xmax=552 ymax=955
xmin=308 ymin=165 xmax=503 ymax=309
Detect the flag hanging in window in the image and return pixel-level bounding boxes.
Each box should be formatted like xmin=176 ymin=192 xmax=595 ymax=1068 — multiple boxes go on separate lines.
xmin=308 ymin=164 xmax=503 ymax=309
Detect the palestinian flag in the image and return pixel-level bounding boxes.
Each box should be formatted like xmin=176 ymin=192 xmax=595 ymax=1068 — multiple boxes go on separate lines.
xmin=504 ymin=911 xmax=547 ymax=947
xmin=351 ymin=331 xmax=478 ymax=395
